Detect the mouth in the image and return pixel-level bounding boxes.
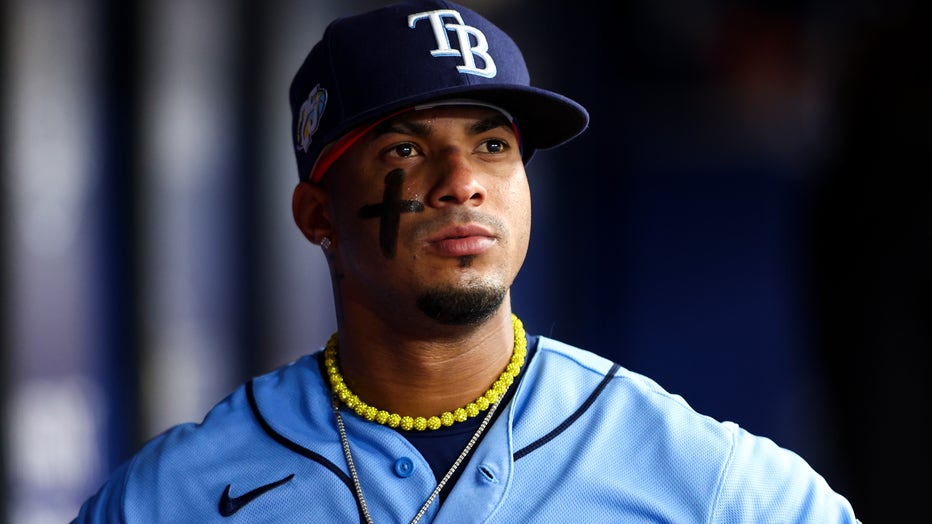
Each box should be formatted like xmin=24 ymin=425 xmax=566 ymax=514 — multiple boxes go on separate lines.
xmin=426 ymin=225 xmax=498 ymax=257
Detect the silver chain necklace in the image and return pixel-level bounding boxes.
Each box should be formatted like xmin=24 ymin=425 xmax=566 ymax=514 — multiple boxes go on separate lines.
xmin=331 ymin=395 xmax=501 ymax=524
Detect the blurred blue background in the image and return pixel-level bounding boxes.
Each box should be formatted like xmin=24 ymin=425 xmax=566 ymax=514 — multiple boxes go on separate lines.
xmin=1 ymin=0 xmax=928 ymax=522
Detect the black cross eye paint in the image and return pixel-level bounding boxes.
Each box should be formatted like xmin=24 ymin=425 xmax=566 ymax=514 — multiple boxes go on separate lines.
xmin=357 ymin=168 xmax=425 ymax=258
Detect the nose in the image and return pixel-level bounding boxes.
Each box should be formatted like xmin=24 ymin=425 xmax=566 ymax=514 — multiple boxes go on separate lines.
xmin=424 ymin=148 xmax=486 ymax=207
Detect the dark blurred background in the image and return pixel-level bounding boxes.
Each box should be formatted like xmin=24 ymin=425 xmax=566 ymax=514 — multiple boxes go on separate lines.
xmin=1 ymin=0 xmax=928 ymax=522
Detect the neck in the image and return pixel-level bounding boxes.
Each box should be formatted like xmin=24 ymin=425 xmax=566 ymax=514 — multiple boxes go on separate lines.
xmin=331 ymin=306 xmax=517 ymax=418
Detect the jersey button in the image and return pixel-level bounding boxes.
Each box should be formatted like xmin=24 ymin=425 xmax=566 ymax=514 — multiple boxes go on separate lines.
xmin=393 ymin=457 xmax=415 ymax=478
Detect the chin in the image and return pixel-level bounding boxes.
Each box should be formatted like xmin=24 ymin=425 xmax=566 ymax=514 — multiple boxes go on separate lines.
xmin=416 ymin=285 xmax=507 ymax=326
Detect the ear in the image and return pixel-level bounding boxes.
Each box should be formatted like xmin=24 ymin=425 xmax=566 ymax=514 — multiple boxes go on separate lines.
xmin=292 ymin=181 xmax=333 ymax=245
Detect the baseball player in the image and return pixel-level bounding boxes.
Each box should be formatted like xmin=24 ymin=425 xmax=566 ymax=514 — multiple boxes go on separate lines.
xmin=75 ymin=1 xmax=860 ymax=522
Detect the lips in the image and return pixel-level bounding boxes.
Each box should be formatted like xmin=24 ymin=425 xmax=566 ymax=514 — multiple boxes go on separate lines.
xmin=426 ymin=224 xmax=498 ymax=257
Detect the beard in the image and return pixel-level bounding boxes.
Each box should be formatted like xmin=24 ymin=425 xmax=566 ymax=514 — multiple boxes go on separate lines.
xmin=416 ymin=284 xmax=507 ymax=325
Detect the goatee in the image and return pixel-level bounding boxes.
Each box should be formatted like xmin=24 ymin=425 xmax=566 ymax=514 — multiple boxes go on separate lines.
xmin=417 ymin=286 xmax=506 ymax=325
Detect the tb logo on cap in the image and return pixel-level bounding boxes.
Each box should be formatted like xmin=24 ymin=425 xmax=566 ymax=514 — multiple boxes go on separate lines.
xmin=408 ymin=9 xmax=497 ymax=78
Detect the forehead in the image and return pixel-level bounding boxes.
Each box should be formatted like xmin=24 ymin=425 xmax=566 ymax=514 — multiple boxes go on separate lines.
xmin=372 ymin=105 xmax=513 ymax=136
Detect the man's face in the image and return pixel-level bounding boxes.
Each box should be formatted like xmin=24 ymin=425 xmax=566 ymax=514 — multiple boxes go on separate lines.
xmin=323 ymin=105 xmax=531 ymax=325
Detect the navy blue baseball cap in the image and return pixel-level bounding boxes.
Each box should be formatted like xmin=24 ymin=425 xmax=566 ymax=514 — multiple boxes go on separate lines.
xmin=289 ymin=0 xmax=589 ymax=183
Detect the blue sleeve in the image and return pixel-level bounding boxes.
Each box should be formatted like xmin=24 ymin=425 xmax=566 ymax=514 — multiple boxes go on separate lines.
xmin=712 ymin=422 xmax=859 ymax=523
xmin=72 ymin=458 xmax=133 ymax=524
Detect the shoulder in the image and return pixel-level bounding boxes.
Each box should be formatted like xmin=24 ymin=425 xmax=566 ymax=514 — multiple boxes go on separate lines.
xmin=74 ymin=354 xmax=325 ymax=522
xmin=526 ymin=336 xmax=695 ymax=417
xmin=515 ymin=337 xmax=858 ymax=522
xmin=712 ymin=423 xmax=859 ymax=521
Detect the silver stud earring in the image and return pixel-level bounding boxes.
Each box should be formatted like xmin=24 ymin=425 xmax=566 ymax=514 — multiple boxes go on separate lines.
xmin=320 ymin=237 xmax=332 ymax=250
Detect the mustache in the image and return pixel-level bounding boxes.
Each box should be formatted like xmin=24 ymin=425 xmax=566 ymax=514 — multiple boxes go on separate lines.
xmin=408 ymin=209 xmax=508 ymax=242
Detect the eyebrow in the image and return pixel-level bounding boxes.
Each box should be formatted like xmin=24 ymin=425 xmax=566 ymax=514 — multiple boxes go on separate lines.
xmin=372 ymin=113 xmax=513 ymax=139
xmin=374 ymin=119 xmax=430 ymax=138
xmin=471 ymin=114 xmax=513 ymax=135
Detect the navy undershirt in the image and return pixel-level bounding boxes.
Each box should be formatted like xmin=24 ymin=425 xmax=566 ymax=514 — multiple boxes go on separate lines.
xmin=398 ymin=335 xmax=538 ymax=503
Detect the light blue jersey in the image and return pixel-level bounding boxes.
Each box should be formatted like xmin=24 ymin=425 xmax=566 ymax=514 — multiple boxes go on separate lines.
xmin=75 ymin=336 xmax=858 ymax=523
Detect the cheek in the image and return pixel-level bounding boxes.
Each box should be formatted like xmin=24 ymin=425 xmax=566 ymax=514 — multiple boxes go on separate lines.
xmin=329 ymin=193 xmax=379 ymax=254
xmin=516 ymin=200 xmax=532 ymax=254
xmin=504 ymin=177 xmax=532 ymax=253
xmin=356 ymin=169 xmax=427 ymax=259
xmin=509 ymin=174 xmax=532 ymax=217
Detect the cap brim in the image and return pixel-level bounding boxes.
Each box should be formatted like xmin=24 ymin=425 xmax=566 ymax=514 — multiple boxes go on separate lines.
xmin=321 ymin=84 xmax=589 ymax=162
xmin=453 ymin=85 xmax=590 ymax=151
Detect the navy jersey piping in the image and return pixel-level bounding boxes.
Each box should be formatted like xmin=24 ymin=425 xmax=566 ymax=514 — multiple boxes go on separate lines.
xmin=513 ymin=362 xmax=621 ymax=461
xmin=246 ymin=380 xmax=367 ymax=523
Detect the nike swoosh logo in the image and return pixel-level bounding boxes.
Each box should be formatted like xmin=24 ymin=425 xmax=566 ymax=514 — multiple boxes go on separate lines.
xmin=218 ymin=473 xmax=295 ymax=517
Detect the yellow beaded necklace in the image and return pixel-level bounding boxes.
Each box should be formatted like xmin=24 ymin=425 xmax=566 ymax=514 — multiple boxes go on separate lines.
xmin=323 ymin=314 xmax=527 ymax=431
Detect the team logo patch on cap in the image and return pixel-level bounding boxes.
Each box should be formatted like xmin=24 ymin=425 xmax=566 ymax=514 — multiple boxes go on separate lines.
xmin=295 ymin=84 xmax=328 ymax=153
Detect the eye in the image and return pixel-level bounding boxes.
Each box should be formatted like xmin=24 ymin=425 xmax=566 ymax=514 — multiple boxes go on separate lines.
xmin=390 ymin=142 xmax=418 ymax=158
xmin=480 ymin=138 xmax=509 ymax=154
